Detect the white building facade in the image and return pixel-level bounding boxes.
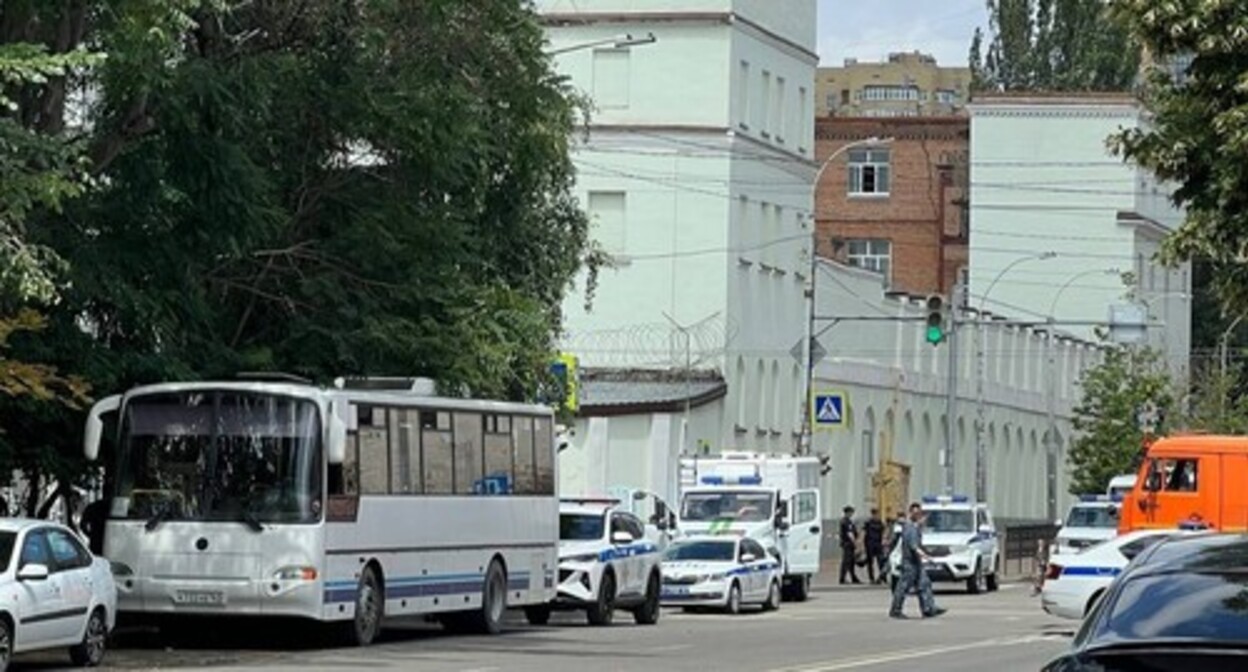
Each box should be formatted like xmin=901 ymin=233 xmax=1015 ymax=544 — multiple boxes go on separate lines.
xmin=538 ymin=1 xmax=820 ymax=503
xmin=968 ymin=95 xmax=1191 ymax=379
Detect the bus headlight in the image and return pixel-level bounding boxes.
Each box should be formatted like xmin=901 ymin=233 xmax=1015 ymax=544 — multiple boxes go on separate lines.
xmin=272 ymin=566 xmax=319 ymax=581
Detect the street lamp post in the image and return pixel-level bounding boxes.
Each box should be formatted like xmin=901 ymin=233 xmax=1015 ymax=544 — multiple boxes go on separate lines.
xmin=545 ymin=33 xmax=657 ymax=56
xmin=801 ymin=136 xmax=894 ymax=455
xmin=973 ymin=251 xmax=1057 ymax=504
xmin=1042 ymin=268 xmax=1121 ymax=522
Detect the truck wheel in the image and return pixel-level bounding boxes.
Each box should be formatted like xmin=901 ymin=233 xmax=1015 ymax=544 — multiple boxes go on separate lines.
xmin=586 ymin=572 xmax=616 ymax=626
xmin=786 ymin=575 xmax=810 ymax=602
xmin=632 ymin=571 xmax=661 ymax=625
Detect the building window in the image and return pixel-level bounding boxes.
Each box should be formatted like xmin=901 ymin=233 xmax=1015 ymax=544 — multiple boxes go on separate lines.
xmin=846 ymin=239 xmax=891 ymax=277
xmin=592 ymin=49 xmax=630 ymax=110
xmin=737 ymin=61 xmax=750 ymax=129
xmin=773 ymin=76 xmax=786 ymax=143
xmin=798 ymin=86 xmax=809 ymax=151
xmin=848 ymin=148 xmax=891 ymax=195
xmin=935 ymin=89 xmax=958 ymax=104
xmin=862 ymin=85 xmax=920 ymax=102
xmin=588 ymin=191 xmax=626 ymax=254
xmin=760 ymin=70 xmax=772 ymax=135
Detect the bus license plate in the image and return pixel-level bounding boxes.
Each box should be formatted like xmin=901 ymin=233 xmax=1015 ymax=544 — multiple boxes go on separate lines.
xmin=174 ymin=590 xmax=226 ymax=607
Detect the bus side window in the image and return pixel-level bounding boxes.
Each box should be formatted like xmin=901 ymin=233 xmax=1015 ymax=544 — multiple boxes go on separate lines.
xmin=534 ymin=417 xmax=554 ymax=495
xmin=514 ymin=417 xmax=537 ymax=495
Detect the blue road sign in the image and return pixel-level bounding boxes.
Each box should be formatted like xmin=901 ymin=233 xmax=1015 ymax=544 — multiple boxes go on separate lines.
xmin=813 ymin=392 xmax=846 ymax=429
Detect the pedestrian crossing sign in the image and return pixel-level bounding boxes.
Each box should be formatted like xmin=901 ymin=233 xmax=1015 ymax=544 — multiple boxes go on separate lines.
xmin=812 ymin=391 xmax=846 ymax=431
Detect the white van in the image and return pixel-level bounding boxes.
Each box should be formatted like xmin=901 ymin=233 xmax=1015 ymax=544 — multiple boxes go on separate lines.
xmin=1106 ymin=474 xmax=1136 ymax=500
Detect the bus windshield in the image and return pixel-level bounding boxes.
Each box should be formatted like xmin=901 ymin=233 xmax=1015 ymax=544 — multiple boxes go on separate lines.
xmin=681 ymin=491 xmax=773 ymax=523
xmin=114 ymin=391 xmax=323 ymax=525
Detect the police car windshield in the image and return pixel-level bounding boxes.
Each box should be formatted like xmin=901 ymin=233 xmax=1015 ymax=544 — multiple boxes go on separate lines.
xmin=1066 ymin=505 xmax=1118 ymax=528
xmin=925 ymin=510 xmax=974 ymax=533
xmin=560 ymin=513 xmax=605 ymax=541
xmin=664 ymin=541 xmax=736 ymax=562
xmin=681 ymin=491 xmax=773 ymax=522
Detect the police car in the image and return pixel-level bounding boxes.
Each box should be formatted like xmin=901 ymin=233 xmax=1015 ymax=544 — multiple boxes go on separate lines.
xmin=890 ymin=495 xmax=1000 ymax=594
xmin=1051 ymin=495 xmax=1121 ymax=557
xmin=659 ymin=536 xmax=782 ymax=614
xmin=1040 ymin=528 xmax=1187 ymax=619
xmin=532 ymin=498 xmax=663 ymax=626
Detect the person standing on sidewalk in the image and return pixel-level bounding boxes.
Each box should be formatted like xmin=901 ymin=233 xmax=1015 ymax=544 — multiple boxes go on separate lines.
xmin=889 ymin=502 xmax=946 ymax=619
xmin=863 ymin=508 xmax=886 ymax=585
xmin=839 ymin=505 xmax=862 ymax=584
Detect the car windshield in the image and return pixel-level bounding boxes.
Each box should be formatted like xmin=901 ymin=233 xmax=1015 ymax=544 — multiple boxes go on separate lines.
xmin=1066 ymin=505 xmax=1119 ymax=529
xmin=560 ymin=513 xmax=605 ymax=541
xmin=681 ymin=491 xmax=773 ymax=522
xmin=664 ymin=541 xmax=736 ymax=562
xmin=1095 ymin=572 xmax=1248 ymax=643
xmin=114 ymin=391 xmax=323 ymax=525
xmin=0 ymin=532 xmax=14 ymax=573
xmin=925 ymin=509 xmax=974 ymax=533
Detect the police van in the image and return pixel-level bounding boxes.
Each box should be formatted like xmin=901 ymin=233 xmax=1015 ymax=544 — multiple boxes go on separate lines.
xmin=537 ymin=498 xmax=664 ymax=626
xmin=890 ymin=495 xmax=1000 ymax=594
xmin=1052 ymin=495 xmax=1121 ymax=557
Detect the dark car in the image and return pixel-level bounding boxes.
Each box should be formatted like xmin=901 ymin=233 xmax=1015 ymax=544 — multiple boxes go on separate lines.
xmin=1043 ymin=534 xmax=1248 ymax=672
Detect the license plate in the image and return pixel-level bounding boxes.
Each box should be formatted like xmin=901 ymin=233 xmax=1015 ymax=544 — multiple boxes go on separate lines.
xmin=664 ymin=587 xmax=690 ymax=596
xmin=173 ymin=590 xmax=226 ymax=607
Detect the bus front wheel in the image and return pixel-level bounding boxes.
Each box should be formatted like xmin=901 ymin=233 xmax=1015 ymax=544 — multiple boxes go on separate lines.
xmin=339 ymin=565 xmax=384 ymax=646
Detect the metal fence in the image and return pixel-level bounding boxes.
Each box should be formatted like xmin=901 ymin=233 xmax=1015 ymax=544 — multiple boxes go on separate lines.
xmin=1001 ymin=521 xmax=1059 ymax=578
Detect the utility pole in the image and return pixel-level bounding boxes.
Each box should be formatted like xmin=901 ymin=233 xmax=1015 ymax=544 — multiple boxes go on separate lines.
xmin=943 ymin=281 xmax=962 ymax=495
xmin=1044 ymin=322 xmax=1058 ymax=523
xmin=801 ymin=218 xmax=818 ymax=456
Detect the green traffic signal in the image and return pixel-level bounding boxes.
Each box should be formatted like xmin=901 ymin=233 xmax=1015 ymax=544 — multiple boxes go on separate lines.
xmin=926 ymin=324 xmax=944 ymax=345
xmin=925 ymin=295 xmax=945 ymax=346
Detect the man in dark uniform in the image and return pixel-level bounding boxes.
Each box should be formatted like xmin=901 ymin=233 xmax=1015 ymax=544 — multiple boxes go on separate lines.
xmin=839 ymin=505 xmax=861 ymax=584
xmin=889 ymin=501 xmax=946 ymax=619
xmin=863 ymin=508 xmax=886 ymax=584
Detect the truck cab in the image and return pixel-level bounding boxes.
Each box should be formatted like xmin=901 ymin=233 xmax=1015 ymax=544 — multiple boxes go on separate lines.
xmin=677 ymin=453 xmax=823 ymax=601
xmin=1118 ymin=436 xmax=1248 ymax=533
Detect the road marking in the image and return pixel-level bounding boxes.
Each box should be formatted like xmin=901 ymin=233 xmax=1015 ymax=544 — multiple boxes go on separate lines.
xmin=767 ymin=634 xmax=1061 ymax=672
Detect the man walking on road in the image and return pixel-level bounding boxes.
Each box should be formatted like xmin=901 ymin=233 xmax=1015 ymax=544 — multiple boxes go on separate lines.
xmin=889 ymin=502 xmax=946 ymax=619
xmin=863 ymin=508 xmax=886 ymax=585
xmin=839 ymin=505 xmax=861 ymax=584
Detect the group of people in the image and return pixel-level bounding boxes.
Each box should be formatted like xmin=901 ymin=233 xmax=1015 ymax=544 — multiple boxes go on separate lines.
xmin=838 ymin=502 xmax=946 ymax=619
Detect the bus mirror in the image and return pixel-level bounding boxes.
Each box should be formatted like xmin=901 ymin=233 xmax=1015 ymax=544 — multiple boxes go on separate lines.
xmin=327 ymin=402 xmax=347 ymax=464
xmin=83 ymin=395 xmax=121 ymax=461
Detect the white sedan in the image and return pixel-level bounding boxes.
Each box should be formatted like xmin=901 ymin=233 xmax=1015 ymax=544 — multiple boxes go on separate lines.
xmin=0 ymin=519 xmax=117 ymax=671
xmin=1040 ymin=529 xmax=1179 ymax=620
xmin=660 ymin=536 xmax=781 ymax=614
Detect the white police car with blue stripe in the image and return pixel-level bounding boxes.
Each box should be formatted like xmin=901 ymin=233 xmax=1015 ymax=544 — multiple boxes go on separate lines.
xmin=1040 ymin=528 xmax=1191 ymax=620
xmin=890 ymin=495 xmax=1000 ymax=594
xmin=660 ymin=536 xmax=782 ymax=614
xmin=531 ymin=498 xmax=663 ymax=627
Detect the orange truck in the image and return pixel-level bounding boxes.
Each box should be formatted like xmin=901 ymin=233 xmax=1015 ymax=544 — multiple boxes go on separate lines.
xmin=1117 ymin=435 xmax=1248 ymax=533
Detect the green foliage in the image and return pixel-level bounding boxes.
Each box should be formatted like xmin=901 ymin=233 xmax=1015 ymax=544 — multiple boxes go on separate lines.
xmin=1109 ymin=1 xmax=1248 ymax=318
xmin=972 ymin=0 xmax=1140 ymax=92
xmin=1068 ymin=347 xmax=1173 ymax=495
xmin=1183 ymin=360 xmax=1248 ymax=435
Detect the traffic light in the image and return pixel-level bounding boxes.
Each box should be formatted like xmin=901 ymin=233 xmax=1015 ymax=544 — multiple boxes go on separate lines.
xmin=925 ymin=295 xmax=945 ymax=346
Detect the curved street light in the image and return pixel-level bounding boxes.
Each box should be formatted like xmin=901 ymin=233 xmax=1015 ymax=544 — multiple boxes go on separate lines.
xmin=546 ymin=32 xmax=657 ymax=56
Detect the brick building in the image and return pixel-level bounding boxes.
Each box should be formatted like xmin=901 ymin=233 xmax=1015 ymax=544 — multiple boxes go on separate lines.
xmin=816 ymin=52 xmax=971 ymax=118
xmin=814 ymin=116 xmax=969 ymax=296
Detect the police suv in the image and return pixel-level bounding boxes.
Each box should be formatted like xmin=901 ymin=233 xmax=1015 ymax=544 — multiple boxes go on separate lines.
xmin=533 ymin=498 xmax=663 ymax=626
xmin=890 ymin=495 xmax=1000 ymax=594
xmin=1052 ymin=495 xmax=1121 ymax=557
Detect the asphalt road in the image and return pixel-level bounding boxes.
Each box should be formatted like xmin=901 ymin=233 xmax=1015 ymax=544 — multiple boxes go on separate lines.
xmin=13 ymin=583 xmax=1076 ymax=672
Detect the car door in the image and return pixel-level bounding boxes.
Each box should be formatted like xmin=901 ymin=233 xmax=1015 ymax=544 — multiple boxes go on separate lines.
xmin=13 ymin=529 xmax=65 ymax=649
xmin=741 ymin=539 xmax=768 ymax=599
xmin=785 ymin=489 xmax=822 ymax=575
xmin=623 ymin=513 xmax=650 ymax=595
xmin=608 ymin=513 xmax=636 ymax=596
xmin=46 ymin=528 xmax=95 ymax=641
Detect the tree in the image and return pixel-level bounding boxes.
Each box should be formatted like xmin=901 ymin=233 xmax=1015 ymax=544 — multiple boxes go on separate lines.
xmin=1109 ymin=2 xmax=1248 ymax=319
xmin=1068 ymin=347 xmax=1173 ymax=495
xmin=0 ymin=2 xmax=594 ymax=504
xmin=971 ymin=0 xmax=1140 ymax=92
xmin=1182 ymin=360 xmax=1248 ymax=435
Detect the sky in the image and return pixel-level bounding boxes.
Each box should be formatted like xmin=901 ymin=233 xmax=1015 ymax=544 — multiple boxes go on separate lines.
xmin=818 ymin=0 xmax=989 ymax=68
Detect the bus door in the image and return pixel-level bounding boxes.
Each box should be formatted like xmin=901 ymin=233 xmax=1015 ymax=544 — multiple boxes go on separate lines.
xmin=1140 ymin=455 xmax=1205 ymax=528
xmin=1222 ymin=454 xmax=1248 ymax=532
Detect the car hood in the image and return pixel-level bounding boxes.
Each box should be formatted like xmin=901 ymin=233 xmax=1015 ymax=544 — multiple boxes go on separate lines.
xmin=922 ymin=531 xmax=980 ymax=547
xmin=1057 ymin=528 xmax=1117 ymax=543
xmin=662 ymin=560 xmax=735 ymax=576
xmin=558 ymin=541 xmax=602 ymax=559
xmin=679 ymin=520 xmax=773 ymax=541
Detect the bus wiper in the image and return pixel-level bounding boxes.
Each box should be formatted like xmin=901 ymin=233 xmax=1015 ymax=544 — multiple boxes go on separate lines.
xmin=144 ymin=508 xmax=178 ymax=532
xmin=240 ymin=510 xmax=264 ymax=533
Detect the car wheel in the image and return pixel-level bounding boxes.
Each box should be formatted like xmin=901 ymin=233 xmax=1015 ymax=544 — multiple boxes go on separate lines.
xmin=69 ymin=607 xmax=108 ymax=667
xmin=986 ymin=564 xmax=1000 ymax=592
xmin=763 ymin=580 xmax=781 ymax=612
xmin=466 ymin=559 xmax=508 ymax=635
xmin=967 ymin=561 xmax=984 ymax=595
xmin=726 ymin=582 xmax=742 ymax=615
xmin=0 ymin=616 xmax=12 ymax=672
xmin=632 ymin=571 xmax=661 ymax=625
xmin=586 ymin=571 xmax=616 ymax=626
xmin=524 ymin=605 xmax=552 ymax=626
xmin=338 ymin=565 xmax=384 ymax=646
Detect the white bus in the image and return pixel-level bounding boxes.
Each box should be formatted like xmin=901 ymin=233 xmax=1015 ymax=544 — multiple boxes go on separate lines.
xmin=82 ymin=378 xmax=558 ymax=645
